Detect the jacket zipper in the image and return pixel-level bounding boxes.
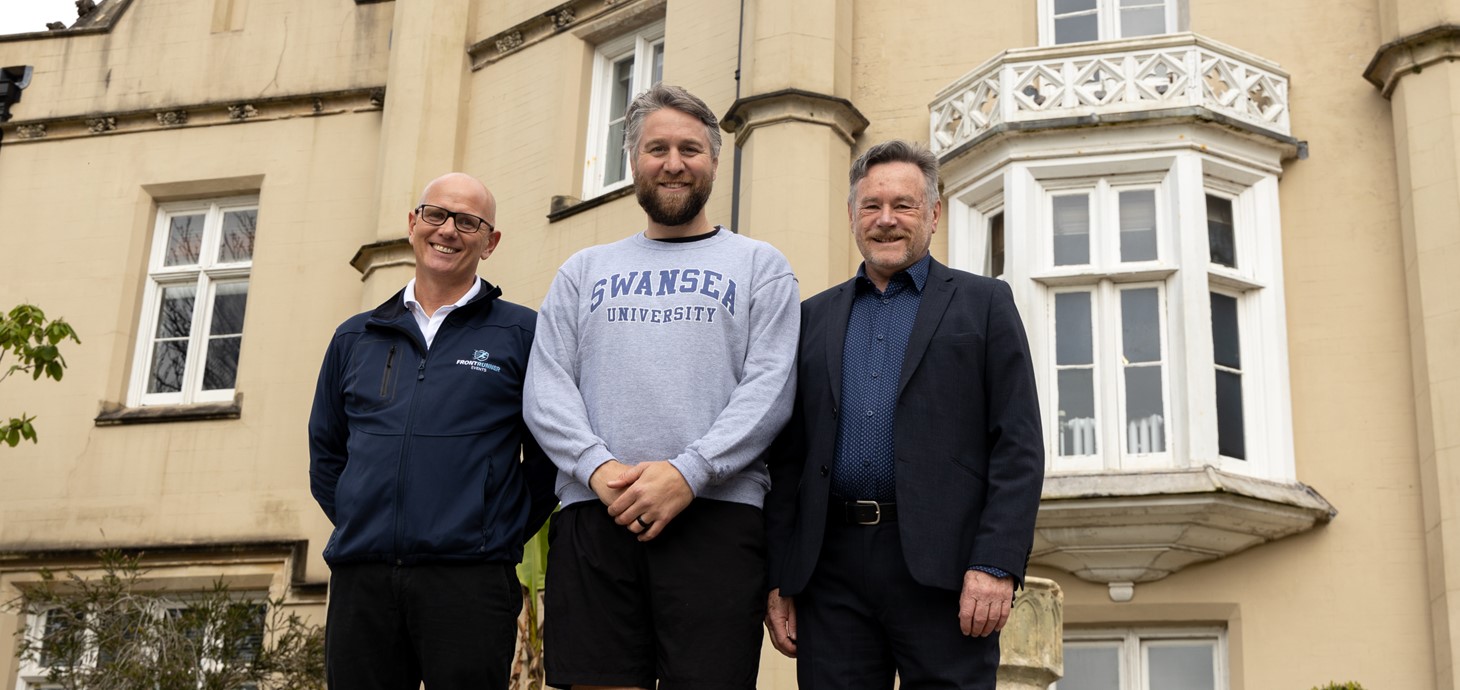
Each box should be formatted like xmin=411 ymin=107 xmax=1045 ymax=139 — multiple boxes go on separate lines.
xmin=379 ymin=345 xmax=397 ymax=398
xmin=393 ymin=350 xmax=428 ymax=563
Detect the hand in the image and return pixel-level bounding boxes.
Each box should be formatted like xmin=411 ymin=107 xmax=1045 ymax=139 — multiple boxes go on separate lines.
xmin=765 ymin=588 xmax=798 ymax=658
xmin=959 ymin=569 xmax=1013 ymax=637
xmin=589 ymin=459 xmax=634 ymax=506
xmin=606 ymin=461 xmax=694 ymax=541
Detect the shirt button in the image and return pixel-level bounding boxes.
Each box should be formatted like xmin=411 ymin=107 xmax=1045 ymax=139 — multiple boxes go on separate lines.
xmin=872 ymin=371 xmax=880 ymax=378
xmin=820 ymin=466 xmax=829 ymax=477
xmin=876 ymin=334 xmax=884 ymax=341
xmin=865 ymin=410 xmax=874 ymax=417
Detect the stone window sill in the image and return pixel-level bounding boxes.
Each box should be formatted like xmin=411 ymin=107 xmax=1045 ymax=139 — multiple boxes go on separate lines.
xmin=547 ymin=186 xmax=635 ymax=223
xmin=94 ymin=394 xmax=242 ymax=426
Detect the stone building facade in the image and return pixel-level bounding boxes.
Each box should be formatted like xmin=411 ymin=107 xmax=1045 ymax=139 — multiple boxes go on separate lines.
xmin=0 ymin=0 xmax=1456 ymax=687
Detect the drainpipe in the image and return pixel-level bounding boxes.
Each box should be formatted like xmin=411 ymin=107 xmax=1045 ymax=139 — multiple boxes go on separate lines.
xmin=729 ymin=0 xmax=746 ymax=233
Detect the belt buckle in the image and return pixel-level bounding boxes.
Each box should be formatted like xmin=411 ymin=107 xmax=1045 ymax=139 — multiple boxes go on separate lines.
xmin=852 ymin=500 xmax=881 ymax=525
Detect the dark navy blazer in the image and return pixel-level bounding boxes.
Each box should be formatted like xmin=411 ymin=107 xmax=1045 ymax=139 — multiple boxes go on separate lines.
xmin=766 ymin=258 xmax=1045 ymax=595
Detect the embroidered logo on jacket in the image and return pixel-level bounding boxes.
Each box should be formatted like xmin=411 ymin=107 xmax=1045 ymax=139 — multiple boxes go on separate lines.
xmin=456 ymin=349 xmax=501 ymax=373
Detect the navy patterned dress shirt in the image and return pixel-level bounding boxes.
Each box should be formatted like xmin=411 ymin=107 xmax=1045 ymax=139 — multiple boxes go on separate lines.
xmin=829 ymin=254 xmax=1009 ymax=581
xmin=831 ymin=255 xmax=930 ymax=501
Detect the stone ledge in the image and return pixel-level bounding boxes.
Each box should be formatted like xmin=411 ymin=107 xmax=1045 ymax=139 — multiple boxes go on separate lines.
xmin=469 ymin=0 xmax=664 ymax=70
xmin=0 ymin=88 xmax=384 ymax=145
xmin=721 ymin=88 xmax=870 ymax=147
xmin=546 ymin=185 xmax=635 ymax=223
xmin=1363 ymin=24 xmax=1460 ymax=99
xmin=1033 ymin=467 xmax=1335 ymax=599
xmin=94 ymin=394 xmax=242 ymax=426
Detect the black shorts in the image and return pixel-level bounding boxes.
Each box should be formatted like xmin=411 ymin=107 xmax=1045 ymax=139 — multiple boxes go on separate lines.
xmin=543 ymin=499 xmax=767 ymax=690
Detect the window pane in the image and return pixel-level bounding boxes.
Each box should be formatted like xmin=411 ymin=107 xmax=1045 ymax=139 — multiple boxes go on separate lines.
xmin=1053 ymin=194 xmax=1091 ymax=265
xmin=1206 ymin=194 xmax=1236 ymax=268
xmin=1216 ymin=370 xmax=1245 ymax=459
xmin=1059 ymin=369 xmax=1098 ymax=456
xmin=1118 ymin=189 xmax=1158 ymax=262
xmin=1056 ymin=292 xmax=1094 ymax=365
xmin=1061 ymin=644 xmax=1120 ymax=690
xmin=156 ymin=286 xmax=197 ymax=339
xmin=604 ymin=56 xmax=634 ymax=187
xmin=1210 ymin=293 xmax=1240 ymax=369
xmin=1120 ymin=6 xmax=1167 ymax=37
xmin=1120 ymin=288 xmax=1161 ymax=363
xmin=1125 ymin=367 xmax=1166 ymax=453
xmin=1055 ymin=0 xmax=1096 ymax=13
xmin=1055 ymin=13 xmax=1099 ymax=43
xmin=148 ymin=340 xmax=189 ymax=394
xmin=218 ymin=209 xmax=257 ymax=263
xmin=1148 ymin=643 xmax=1216 ymax=690
xmin=164 ymin=213 xmax=205 ymax=266
xmin=988 ymin=212 xmax=1005 ymax=278
xmin=203 ymin=336 xmax=241 ymax=390
xmin=210 ymin=283 xmax=249 ymax=336
xmin=651 ymin=42 xmax=665 ymax=85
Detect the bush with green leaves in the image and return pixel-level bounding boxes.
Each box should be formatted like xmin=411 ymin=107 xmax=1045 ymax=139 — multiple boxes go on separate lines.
xmin=8 ymin=550 xmax=324 ymax=690
xmin=1 ymin=304 xmax=80 ymax=447
xmin=1310 ymin=682 xmax=1366 ymax=690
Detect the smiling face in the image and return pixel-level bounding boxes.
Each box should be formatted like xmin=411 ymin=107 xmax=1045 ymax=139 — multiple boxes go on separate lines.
xmin=632 ymin=107 xmax=718 ymax=238
xmin=408 ymin=173 xmax=500 ymax=289
xmin=850 ymin=161 xmax=940 ymax=290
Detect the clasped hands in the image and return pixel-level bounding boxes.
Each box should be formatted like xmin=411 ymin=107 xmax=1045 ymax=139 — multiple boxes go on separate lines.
xmin=590 ymin=459 xmax=694 ymax=542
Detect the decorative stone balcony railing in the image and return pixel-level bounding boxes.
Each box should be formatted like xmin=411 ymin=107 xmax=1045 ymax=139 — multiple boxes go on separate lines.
xmin=929 ymin=33 xmax=1291 ymax=155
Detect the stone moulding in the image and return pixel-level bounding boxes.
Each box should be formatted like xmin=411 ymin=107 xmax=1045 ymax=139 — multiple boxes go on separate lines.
xmin=1032 ymin=466 xmax=1336 ymax=600
xmin=0 ymin=88 xmax=385 ymax=145
xmin=928 ymin=32 xmax=1292 ymax=157
xmin=1363 ymin=24 xmax=1460 ymax=99
xmin=349 ymin=237 xmax=413 ymax=281
xmin=468 ymin=0 xmax=657 ymax=70
xmin=721 ymin=89 xmax=871 ymax=147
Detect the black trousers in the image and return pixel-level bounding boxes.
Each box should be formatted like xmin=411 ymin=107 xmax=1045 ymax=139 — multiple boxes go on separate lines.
xmin=796 ymin=520 xmax=1000 ymax=690
xmin=325 ymin=561 xmax=522 ymax=690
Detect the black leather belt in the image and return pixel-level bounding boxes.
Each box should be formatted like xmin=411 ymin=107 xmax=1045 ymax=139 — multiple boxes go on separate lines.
xmin=833 ymin=499 xmax=897 ymax=525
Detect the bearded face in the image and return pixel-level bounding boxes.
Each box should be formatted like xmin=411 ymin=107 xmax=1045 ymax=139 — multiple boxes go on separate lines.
xmin=630 ymin=108 xmax=718 ymax=234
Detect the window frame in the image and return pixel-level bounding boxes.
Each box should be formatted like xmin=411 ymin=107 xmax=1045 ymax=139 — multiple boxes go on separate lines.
xmin=1057 ymin=626 xmax=1229 ymax=690
xmin=946 ymin=152 xmax=1294 ymax=481
xmin=128 ymin=197 xmax=258 ymax=407
xmin=1039 ymin=0 xmax=1183 ymax=46
xmin=582 ymin=21 xmax=666 ymax=199
xmin=18 ymin=596 xmax=268 ymax=690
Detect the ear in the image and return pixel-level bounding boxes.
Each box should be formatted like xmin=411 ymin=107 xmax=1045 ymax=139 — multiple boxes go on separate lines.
xmin=931 ymin=199 xmax=942 ymax=233
xmin=479 ymin=229 xmax=502 ymax=261
xmin=407 ymin=209 xmax=417 ymax=238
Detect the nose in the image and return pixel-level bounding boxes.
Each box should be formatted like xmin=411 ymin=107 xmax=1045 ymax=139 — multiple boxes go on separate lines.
xmin=663 ymin=148 xmax=685 ymax=174
xmin=875 ymin=204 xmax=897 ymax=227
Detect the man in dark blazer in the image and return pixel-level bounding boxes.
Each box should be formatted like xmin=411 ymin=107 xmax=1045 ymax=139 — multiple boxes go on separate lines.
xmin=764 ymin=140 xmax=1045 ymax=689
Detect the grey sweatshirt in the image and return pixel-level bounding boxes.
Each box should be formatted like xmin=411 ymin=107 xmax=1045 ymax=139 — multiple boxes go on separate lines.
xmin=524 ymin=228 xmax=800 ymax=508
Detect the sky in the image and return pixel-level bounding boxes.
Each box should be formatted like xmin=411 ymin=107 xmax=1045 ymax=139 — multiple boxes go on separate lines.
xmin=0 ymin=0 xmax=84 ymax=35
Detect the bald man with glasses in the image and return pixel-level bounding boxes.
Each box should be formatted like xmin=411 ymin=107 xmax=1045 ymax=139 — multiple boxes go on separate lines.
xmin=309 ymin=172 xmax=557 ymax=690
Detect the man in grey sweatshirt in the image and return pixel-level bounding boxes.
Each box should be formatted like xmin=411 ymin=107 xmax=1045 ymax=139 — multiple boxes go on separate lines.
xmin=524 ymin=84 xmax=799 ymax=690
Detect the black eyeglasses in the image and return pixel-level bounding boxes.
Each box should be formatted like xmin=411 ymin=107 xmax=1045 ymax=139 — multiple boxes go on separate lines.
xmin=415 ymin=204 xmax=494 ymax=234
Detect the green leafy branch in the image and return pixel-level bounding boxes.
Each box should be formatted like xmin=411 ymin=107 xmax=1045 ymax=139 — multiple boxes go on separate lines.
xmin=0 ymin=304 xmax=81 ymax=447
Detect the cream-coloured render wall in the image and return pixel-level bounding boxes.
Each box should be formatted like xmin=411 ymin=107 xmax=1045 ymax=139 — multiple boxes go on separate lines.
xmin=463 ymin=0 xmax=741 ymax=307
xmin=0 ymin=113 xmax=381 ymax=589
xmin=0 ymin=0 xmax=391 ymax=122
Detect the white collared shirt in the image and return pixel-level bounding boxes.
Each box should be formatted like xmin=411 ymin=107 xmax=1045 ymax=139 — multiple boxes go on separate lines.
xmin=403 ymin=278 xmax=482 ymax=349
